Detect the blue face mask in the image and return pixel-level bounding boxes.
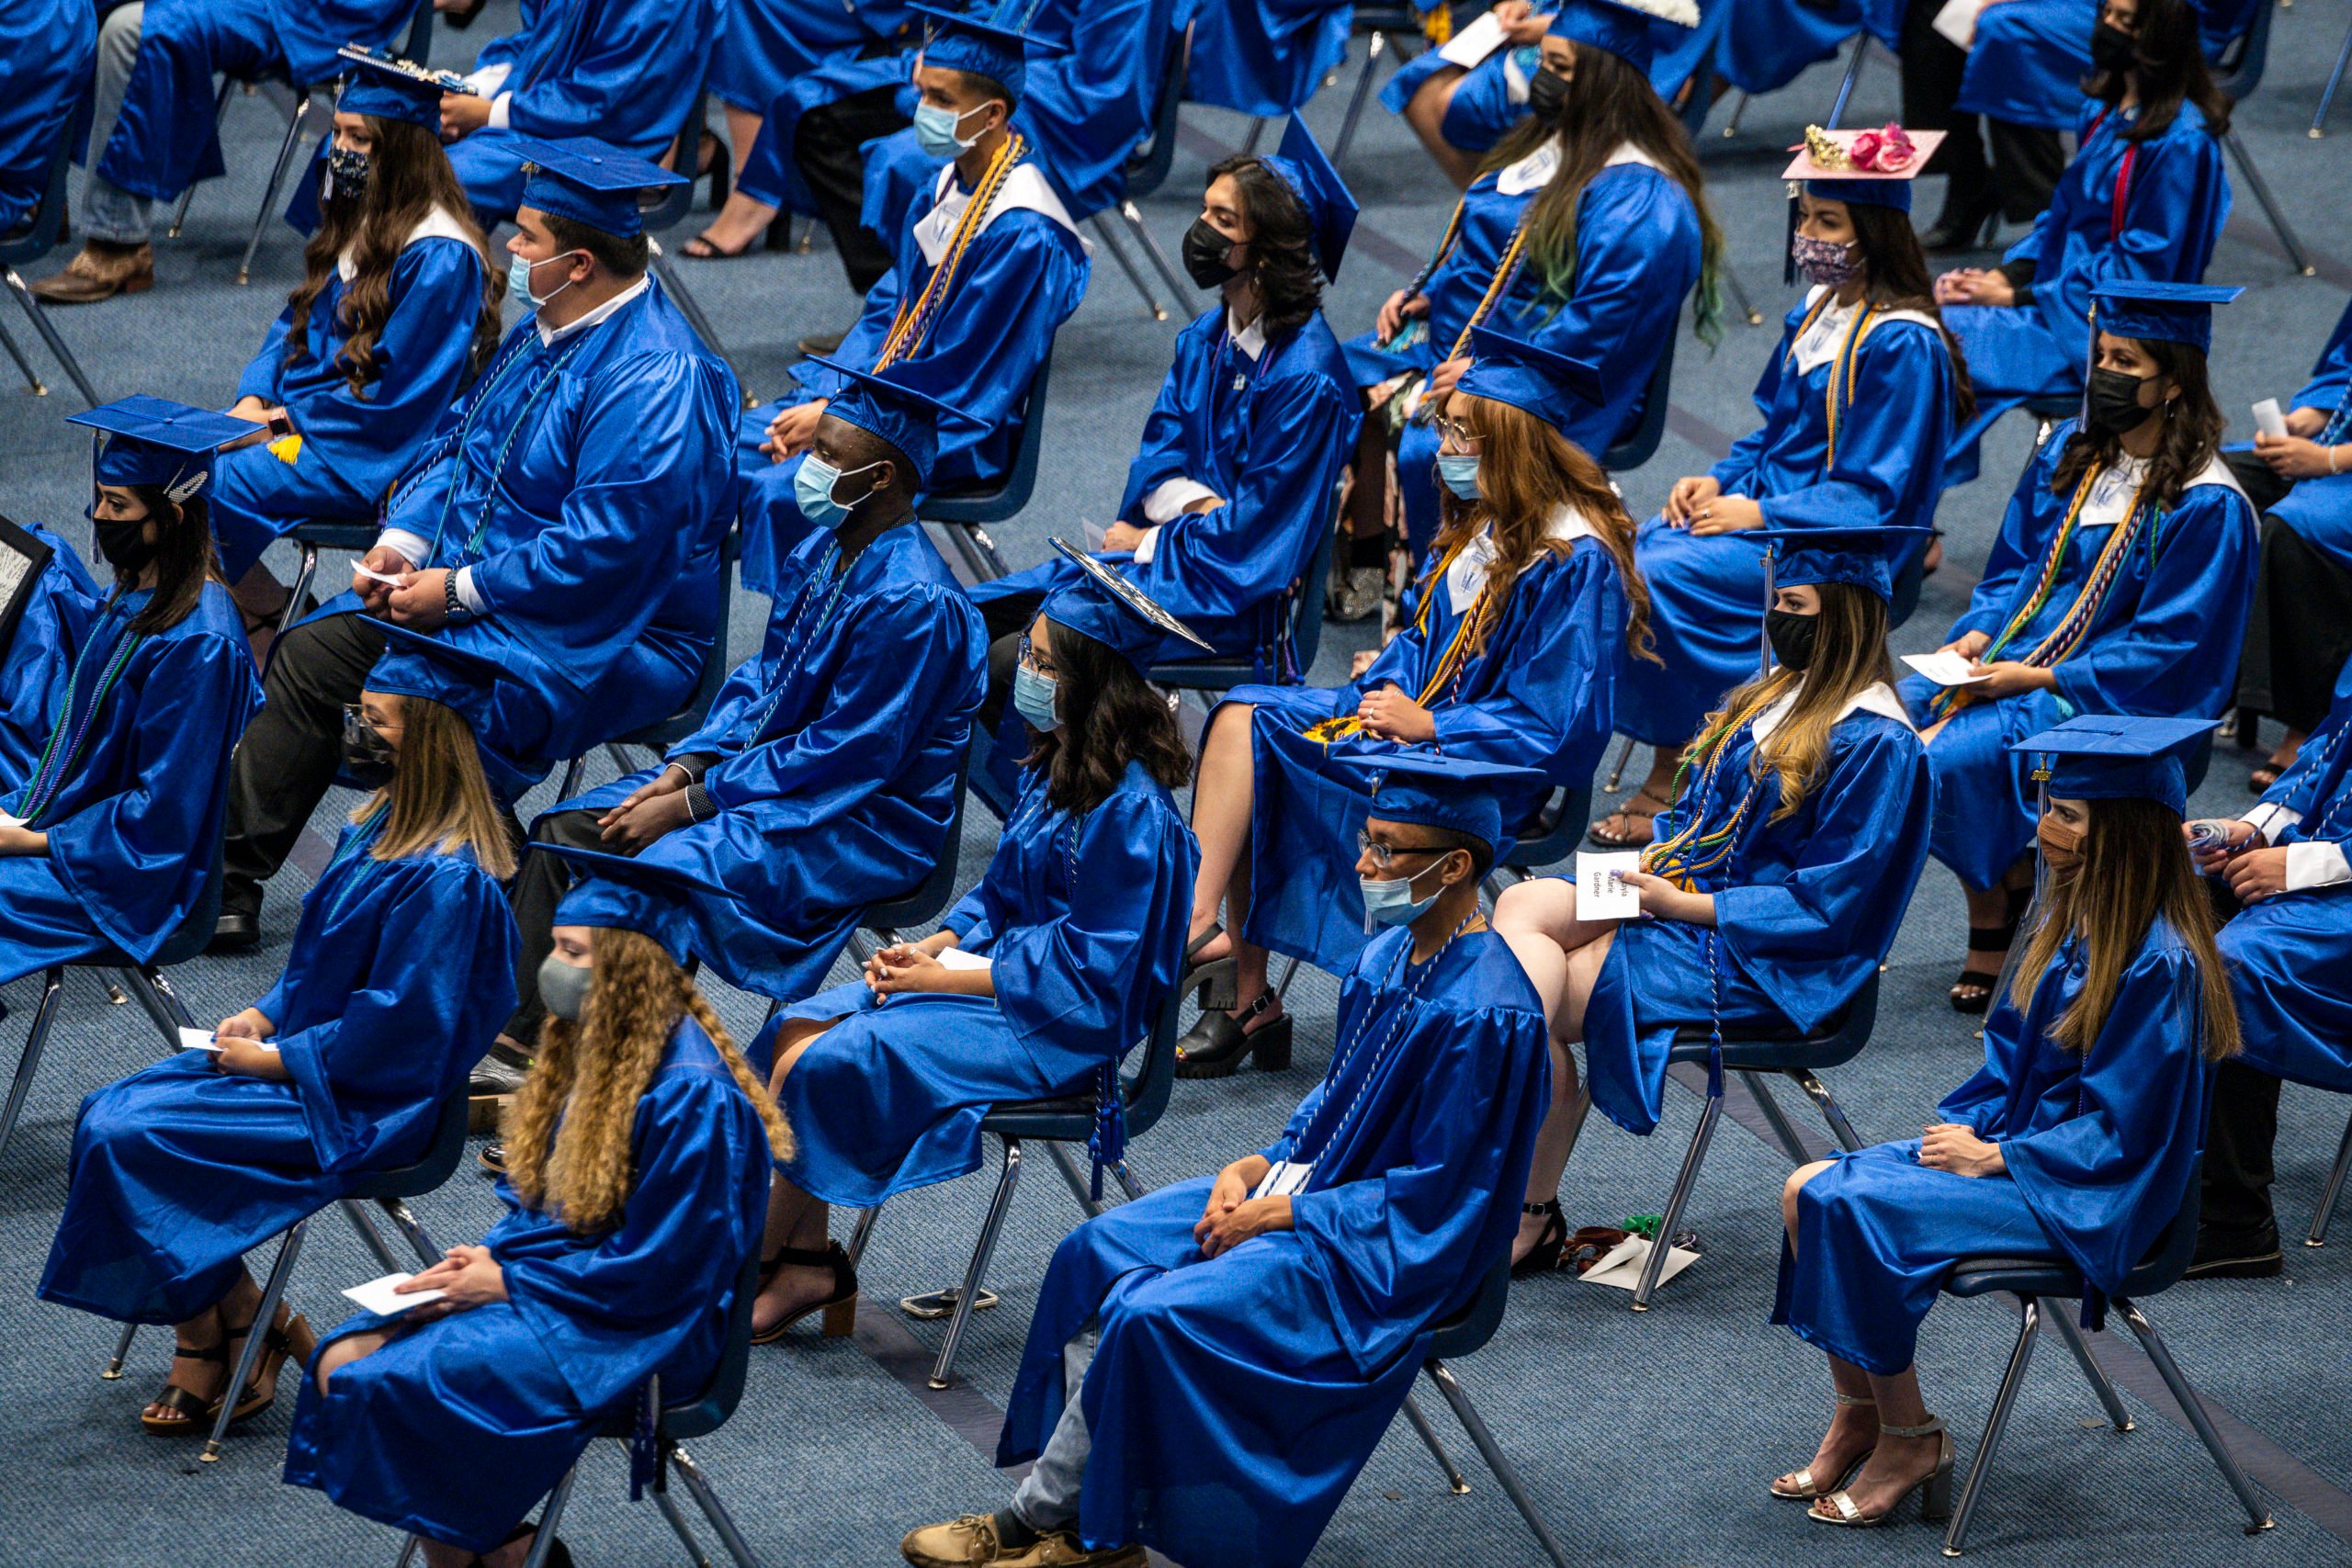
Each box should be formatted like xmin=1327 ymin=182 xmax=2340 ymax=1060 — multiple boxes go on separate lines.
xmin=1359 ymin=860 xmax=1443 ymax=932
xmin=1436 ymin=453 xmax=1482 ymax=501
xmin=793 ymin=455 xmax=881 ymax=531
xmin=507 ymin=250 xmax=580 ymax=310
xmin=1012 ymin=663 xmax=1061 ymax=732
xmin=913 ymin=99 xmax=989 ymax=159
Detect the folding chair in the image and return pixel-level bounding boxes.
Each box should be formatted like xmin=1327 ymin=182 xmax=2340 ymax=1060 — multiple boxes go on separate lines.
xmin=2207 ymin=1 xmax=2315 ymax=276
xmin=1150 ymin=503 xmax=1338 ymax=705
xmin=0 ymin=126 xmax=103 ymax=406
xmin=1091 ymin=13 xmax=1193 ymax=321
xmin=644 ymin=85 xmax=760 ymax=405
xmin=919 ymin=355 xmax=1054 ymax=583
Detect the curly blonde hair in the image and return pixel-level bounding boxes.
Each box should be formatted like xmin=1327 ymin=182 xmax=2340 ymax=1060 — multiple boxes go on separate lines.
xmin=501 ymin=929 xmax=792 ymax=1234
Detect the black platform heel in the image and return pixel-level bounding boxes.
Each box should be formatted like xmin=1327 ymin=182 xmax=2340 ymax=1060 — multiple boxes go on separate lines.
xmin=1175 ymin=992 xmax=1292 ymax=1079
xmin=751 ymin=1240 xmax=858 ymax=1344
xmin=1512 ymin=1200 xmax=1567 ymax=1277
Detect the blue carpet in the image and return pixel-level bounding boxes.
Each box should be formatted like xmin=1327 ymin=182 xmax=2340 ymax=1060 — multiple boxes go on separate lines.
xmin=3 ymin=5 xmax=2352 ymax=1563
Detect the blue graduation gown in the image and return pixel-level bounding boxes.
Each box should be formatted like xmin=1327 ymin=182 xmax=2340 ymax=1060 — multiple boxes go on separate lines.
xmin=209 ymin=220 xmax=490 ymax=581
xmin=0 ymin=583 xmax=261 ymax=985
xmin=1775 ymin=920 xmax=2213 ymax=1373
xmin=39 ymin=824 xmax=517 ymax=1325
xmin=322 ymin=280 xmax=740 ymax=802
xmin=758 ymin=760 xmax=1195 ymax=1207
xmin=1901 ymin=431 xmax=2256 ymax=890
xmin=737 ymin=161 xmax=1088 ymax=595
xmin=1184 ymin=0 xmax=1351 ymax=117
xmin=997 ymin=929 xmax=1552 ymax=1568
xmin=1941 ymin=101 xmax=2229 ymax=480
xmin=445 ymin=0 xmax=722 ymax=225
xmin=92 ymin=0 xmax=408 ymax=202
xmin=1621 ymin=290 xmax=1958 ymax=745
xmin=0 ymin=0 xmax=93 ymax=233
xmin=553 ymin=524 xmax=986 ymax=1000
xmin=1715 ymin=0 xmax=1899 ymax=96
xmin=714 ymin=0 xmax=910 ymax=115
xmin=284 ymin=1019 xmax=770 ymax=1555
xmin=2222 ymin=662 xmax=2352 ymax=1092
xmin=1231 ymin=525 xmax=1624 ymax=974
xmin=1348 ymin=144 xmax=1701 ymax=560
xmin=1957 ymin=0 xmax=2259 ymax=130
xmin=1580 ymin=688 xmax=1931 ymax=1135
xmin=2271 ymin=296 xmax=2352 ymax=571
xmin=0 ymin=525 xmax=101 ymax=783
xmin=969 ymin=308 xmax=1360 ymax=675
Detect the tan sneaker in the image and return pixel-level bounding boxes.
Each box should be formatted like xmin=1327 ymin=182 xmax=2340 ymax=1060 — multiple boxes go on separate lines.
xmin=30 ymin=241 xmax=155 ymax=304
xmin=900 ymin=1515 xmax=1145 ymax=1568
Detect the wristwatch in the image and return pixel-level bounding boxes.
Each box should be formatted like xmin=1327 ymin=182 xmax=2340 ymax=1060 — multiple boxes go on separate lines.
xmin=443 ymin=572 xmax=473 ymax=624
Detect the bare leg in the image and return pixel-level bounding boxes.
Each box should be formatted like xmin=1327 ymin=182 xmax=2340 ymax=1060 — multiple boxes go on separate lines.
xmin=1495 ymin=880 xmax=1616 ymax=1259
xmin=1770 ymin=1162 xmax=1884 ymax=1496
xmin=755 ymin=1024 xmax=847 ymax=1329
xmin=311 ymin=1328 xmax=393 ymax=1396
xmin=1593 ymin=742 xmax=1684 ymax=846
xmin=1813 ymin=1365 xmax=1945 ymax=1520
xmin=141 ymin=1301 xmax=226 ymax=1427
xmin=1398 ymin=69 xmax=1483 ymax=188
xmin=722 ymin=104 xmax=761 ymax=175
xmin=1187 ymin=702 xmax=1257 ymax=962
xmin=693 ymin=186 xmax=782 ymax=254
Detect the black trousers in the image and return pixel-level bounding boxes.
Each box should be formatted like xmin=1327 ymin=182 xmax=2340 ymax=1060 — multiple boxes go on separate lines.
xmin=796 ymin=83 xmax=910 ymax=296
xmin=221 ymin=611 xmax=389 ymax=914
xmin=2234 ymin=506 xmax=2352 ymax=736
xmin=503 ymin=807 xmax=613 ymax=1045
xmin=2202 ymin=1059 xmax=2284 ymax=1238
xmin=1898 ymin=0 xmax=2067 ymax=226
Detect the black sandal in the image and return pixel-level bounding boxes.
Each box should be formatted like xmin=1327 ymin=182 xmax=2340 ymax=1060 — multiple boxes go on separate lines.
xmin=141 ymin=1336 xmax=232 ymax=1435
xmin=1512 ymin=1200 xmax=1567 ymax=1277
xmin=751 ymin=1240 xmax=858 ymax=1344
xmin=1950 ymin=885 xmax=2030 ymax=1015
xmin=1175 ymin=991 xmax=1293 ymax=1079
xmin=1181 ymin=923 xmax=1235 ymax=1011
xmin=1587 ymin=790 xmax=1669 ymax=850
xmin=681 ymin=228 xmax=761 ymax=261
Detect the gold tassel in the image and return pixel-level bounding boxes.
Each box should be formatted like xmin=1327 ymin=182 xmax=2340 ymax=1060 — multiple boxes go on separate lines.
xmin=267 ymin=433 xmax=303 ymax=465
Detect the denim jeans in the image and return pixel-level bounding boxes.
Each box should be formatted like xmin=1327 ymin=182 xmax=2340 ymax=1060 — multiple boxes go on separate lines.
xmin=1007 ymin=1324 xmax=1100 ymax=1532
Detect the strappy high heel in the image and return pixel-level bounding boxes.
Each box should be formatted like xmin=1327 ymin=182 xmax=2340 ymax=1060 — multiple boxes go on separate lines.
xmin=1770 ymin=1391 xmax=1876 ymax=1500
xmin=751 ymin=1240 xmax=859 ymax=1345
xmin=140 ymin=1336 xmax=232 ymax=1435
xmin=1175 ymin=991 xmax=1292 ymax=1079
xmin=1809 ymin=1416 xmax=1954 ymax=1527
xmin=224 ymin=1312 xmax=316 ymax=1425
xmin=1586 ymin=789 xmax=1669 ymax=850
xmin=1951 ymin=884 xmax=2030 ymax=1014
xmin=1512 ymin=1200 xmax=1568 ymax=1276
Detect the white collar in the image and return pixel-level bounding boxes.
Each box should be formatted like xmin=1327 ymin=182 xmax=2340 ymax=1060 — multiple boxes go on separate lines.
xmin=1789 ymin=285 xmax=1944 ymax=376
xmin=2083 ymin=447 xmax=2247 ymax=528
xmin=336 ymin=205 xmax=478 ymax=284
xmin=537 ymin=275 xmax=649 ymax=347
xmin=1750 ymin=681 xmax=1913 ymax=745
xmin=1228 ymin=310 xmax=1266 ymax=361
xmin=913 ymin=160 xmax=1085 ymax=269
xmin=1444 ymin=507 xmax=1597 ymax=614
xmin=1495 ymin=137 xmax=1660 ymax=197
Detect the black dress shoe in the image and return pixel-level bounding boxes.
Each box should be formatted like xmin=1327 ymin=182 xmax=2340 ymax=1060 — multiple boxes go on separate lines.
xmin=478 ymin=1141 xmax=507 ymax=1173
xmin=1920 ymin=199 xmax=2002 ymax=255
xmin=208 ymin=908 xmax=260 ymax=954
xmin=2185 ymin=1223 xmax=2284 ymax=1279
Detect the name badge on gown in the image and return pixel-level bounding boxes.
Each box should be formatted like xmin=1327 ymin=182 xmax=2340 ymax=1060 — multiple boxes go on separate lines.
xmin=1250 ymin=1159 xmax=1315 ymax=1200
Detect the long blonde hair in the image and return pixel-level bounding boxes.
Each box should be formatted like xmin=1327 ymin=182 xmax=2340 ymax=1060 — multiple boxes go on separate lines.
xmin=501 ymin=929 xmax=793 ymax=1234
xmin=351 ymin=693 xmax=517 ymax=879
xmin=1690 ymin=581 xmax=1894 ymax=823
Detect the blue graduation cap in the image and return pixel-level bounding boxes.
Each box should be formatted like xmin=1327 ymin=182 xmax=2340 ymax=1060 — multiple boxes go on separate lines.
xmin=359 ymin=618 xmax=539 ymax=802
xmin=1745 ymin=522 xmax=1938 ymax=604
xmin=1548 ymin=0 xmax=1699 ymax=77
xmin=1337 ymin=750 xmax=1549 ymax=853
xmin=802 ymin=354 xmax=984 ymax=491
xmin=68 ymin=396 xmax=252 ymax=498
xmin=512 ymin=134 xmax=685 ymax=240
xmin=2007 ymin=714 xmax=2220 ymax=818
xmin=1041 ymin=537 xmax=1210 ymax=671
xmin=1456 ymin=325 xmax=1604 ymax=430
xmin=909 ymin=3 xmax=1069 ymax=102
xmin=538 ymin=842 xmax=738 ymax=964
xmin=1258 ymin=116 xmax=1358 ymax=283
xmin=2087 ymin=280 xmax=2243 ymax=356
xmin=334 ymin=44 xmax=468 ymax=130
xmin=1780 ymin=126 xmax=1939 ymax=215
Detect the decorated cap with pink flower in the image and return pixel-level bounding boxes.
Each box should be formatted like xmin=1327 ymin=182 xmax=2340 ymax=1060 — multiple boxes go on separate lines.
xmin=1780 ymin=123 xmax=1944 ymax=213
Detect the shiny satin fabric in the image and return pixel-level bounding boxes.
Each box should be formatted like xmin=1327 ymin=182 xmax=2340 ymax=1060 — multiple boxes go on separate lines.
xmin=0 ymin=524 xmax=101 ymax=784
xmin=0 ymin=0 xmax=92 ymax=233
xmin=2270 ymin=297 xmax=2352 ymax=571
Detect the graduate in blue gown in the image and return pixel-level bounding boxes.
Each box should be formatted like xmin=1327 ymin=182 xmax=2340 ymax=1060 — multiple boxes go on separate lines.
xmin=1957 ymin=0 xmax=2255 ymax=143
xmin=1184 ymin=0 xmax=1352 ymax=118
xmin=1931 ymin=8 xmax=2233 ymax=481
xmin=0 ymin=400 xmax=261 ymax=999
xmin=286 ymin=877 xmax=788 ymax=1564
xmin=967 ymin=118 xmax=1361 ymax=685
xmin=899 ymin=753 xmax=1554 ymax=1568
xmin=1768 ymin=715 xmax=2233 ymax=1529
xmin=1351 ymin=0 xmax=1716 ymax=563
xmin=1182 ymin=333 xmax=1644 ymax=1077
xmin=1716 ymin=0 xmax=1900 ymax=98
xmin=39 ymin=670 xmax=517 ymax=1437
xmin=0 ymin=523 xmax=101 ymax=783
xmin=0 ymin=0 xmax=93 ymax=235
xmin=505 ymin=365 xmax=987 ymax=1049
xmin=736 ymin=14 xmax=1090 ymax=596
xmin=209 ymin=54 xmax=502 ymax=599
xmin=437 ymin=0 xmax=721 ymax=228
xmin=1603 ymin=130 xmax=1963 ymax=846
xmin=1905 ymin=283 xmax=2254 ymax=1012
xmin=742 ymin=560 xmax=1196 ymax=1342
xmin=218 ymin=139 xmax=740 ymax=940
xmin=1493 ymin=525 xmax=1931 ymax=1263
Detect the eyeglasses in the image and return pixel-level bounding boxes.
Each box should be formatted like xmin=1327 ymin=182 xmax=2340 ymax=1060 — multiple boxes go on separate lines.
xmin=1432 ymin=416 xmax=1481 ymax=449
xmin=1016 ymin=637 xmax=1060 ymax=678
xmin=342 ymin=703 xmax=399 ymax=739
xmin=1356 ymin=829 xmax=1453 ymax=868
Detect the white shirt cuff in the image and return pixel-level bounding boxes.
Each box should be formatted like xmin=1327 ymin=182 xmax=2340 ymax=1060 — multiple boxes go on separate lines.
xmin=376 ymin=529 xmax=429 ymax=570
xmin=488 ymin=93 xmax=513 ymax=131
xmin=463 ymin=62 xmax=513 ymax=96
xmin=1141 ymin=478 xmax=1218 ymax=525
xmin=453 ymin=566 xmax=486 ymax=616
xmin=2287 ymin=841 xmax=2352 ymax=893
xmin=2242 ymin=803 xmax=2301 ymax=844
xmin=1130 ymin=525 xmax=1163 ymax=564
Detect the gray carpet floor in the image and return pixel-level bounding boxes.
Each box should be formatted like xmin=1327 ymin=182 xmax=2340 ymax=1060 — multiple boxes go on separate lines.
xmin=3 ymin=4 xmax=2351 ymax=1562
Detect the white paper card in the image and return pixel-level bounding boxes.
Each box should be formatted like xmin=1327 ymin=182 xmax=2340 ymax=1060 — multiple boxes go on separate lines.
xmin=1250 ymin=1159 xmax=1315 ymax=1200
xmin=1080 ymin=519 xmax=1108 ymax=553
xmin=353 ymin=564 xmax=405 ymax=586
xmin=1932 ymin=0 xmax=1984 ymax=49
xmin=1575 ymin=851 xmax=1642 ymax=920
xmin=0 ymin=812 xmax=23 ymax=830
xmin=1439 ymin=10 xmax=1509 ymax=67
xmin=935 ymin=947 xmax=991 ymax=973
xmin=342 ymin=1272 xmax=447 ymax=1316
xmin=1579 ymin=1234 xmax=1699 ymax=1292
xmin=2252 ymin=398 xmax=2289 ymax=439
xmin=1903 ymin=650 xmax=1994 ymax=687
xmin=180 ymin=1027 xmax=277 ymax=1053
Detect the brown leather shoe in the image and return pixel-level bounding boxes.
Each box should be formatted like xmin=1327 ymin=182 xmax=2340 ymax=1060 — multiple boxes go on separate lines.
xmin=29 ymin=241 xmax=154 ymax=304
xmin=901 ymin=1515 xmax=1145 ymax=1568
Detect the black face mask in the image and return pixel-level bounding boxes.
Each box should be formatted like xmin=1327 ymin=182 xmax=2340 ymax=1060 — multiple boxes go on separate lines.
xmin=323 ymin=145 xmax=371 ymax=207
xmin=1529 ymin=66 xmax=1570 ymax=122
xmin=2089 ymin=20 xmax=2137 ymax=73
xmin=341 ymin=706 xmax=398 ymax=789
xmin=1182 ymin=218 xmax=1240 ymax=290
xmin=1765 ymin=608 xmax=1819 ymax=672
xmin=2084 ymin=366 xmax=2157 ymax=437
xmin=88 ymin=506 xmax=157 ymax=577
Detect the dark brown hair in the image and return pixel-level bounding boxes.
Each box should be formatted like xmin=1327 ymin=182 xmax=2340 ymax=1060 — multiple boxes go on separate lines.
xmin=2086 ymin=0 xmax=2233 ymax=141
xmin=1025 ymin=622 xmax=1192 ymax=815
xmin=1208 ymin=152 xmax=1323 ymax=337
xmin=1694 ymin=581 xmax=1896 ymax=823
xmin=540 ymin=210 xmax=651 ymax=279
xmin=2052 ymin=333 xmax=2222 ymax=513
xmin=112 ymin=488 xmax=223 ymax=636
xmin=1845 ymin=200 xmax=1978 ymax=426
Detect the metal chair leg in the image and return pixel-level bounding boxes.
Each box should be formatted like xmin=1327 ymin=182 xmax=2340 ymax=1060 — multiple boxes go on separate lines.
xmin=277 ymin=539 xmax=322 ymax=643
xmin=3 ymin=269 xmax=99 ymax=406
xmin=1043 ymin=1140 xmax=1108 ymax=1218
xmin=340 ymin=1197 xmax=405 ymax=1275
xmin=846 ymin=1202 xmax=884 ymax=1269
xmin=2112 ymin=1299 xmax=2274 ymax=1534
xmin=1240 ymin=118 xmax=1269 ymax=155
xmin=2044 ymin=1309 xmax=2132 ymax=1431
xmin=672 ymin=1444 xmax=768 ymax=1568
xmin=1719 ymin=255 xmax=1765 ymax=327
xmin=378 ymin=1198 xmax=444 ymax=1267
xmin=648 ymin=1460 xmax=716 ymax=1568
xmin=170 ymin=80 xmax=240 ymax=239
xmin=1826 ymin=37 xmax=1869 ymax=128
xmin=928 ymin=1137 xmax=1023 ymax=1389
xmin=1119 ymin=200 xmax=1191 ymax=302
xmin=1110 ymin=1159 xmax=1148 ymax=1202
xmin=239 ymin=92 xmax=314 ymax=287
xmin=559 ymin=755 xmax=587 ymax=799
xmin=1426 ymin=1359 xmax=1573 ymax=1568
xmin=1633 ymin=1089 xmax=1720 ymax=1311
xmin=2306 ymin=1106 xmax=2352 ymax=1247
xmin=521 ymin=1466 xmax=580 ymax=1568
xmin=1722 ymin=90 xmax=1751 ymax=138
xmin=1273 ymin=953 xmax=1304 ymax=1000
xmin=0 ymin=967 xmax=66 ymax=1161
xmin=102 ymin=1321 xmax=139 ymax=1379
xmin=0 ymin=307 xmax=44 ymax=395
xmin=1601 ymin=734 xmax=1636 ymax=792
xmin=649 ymin=243 xmax=757 ymax=405
xmin=1736 ymin=1069 xmax=1811 ymax=1164
xmin=393 ymin=1535 xmax=420 ymax=1567
xmin=202 ymin=1217 xmax=307 ymax=1461
xmin=1090 ymin=214 xmax=1168 ymax=322
xmin=2314 ymin=16 xmax=2352 ymax=136
xmin=1399 ymin=1390 xmax=1471 ymax=1494
xmin=1332 ymin=31 xmax=1390 ymax=165
xmin=2222 ymin=132 xmax=2316 ymax=276
xmin=1942 ymin=1295 xmax=2041 ymax=1556
xmin=1788 ymin=1067 xmax=1863 ymax=1152
xmin=131 ymin=964 xmax=197 ymax=1043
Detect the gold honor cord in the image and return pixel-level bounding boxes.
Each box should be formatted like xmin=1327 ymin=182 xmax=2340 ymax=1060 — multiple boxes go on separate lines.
xmin=1642 ymin=694 xmax=1772 ymax=887
xmin=876 ymin=134 xmax=1027 ymax=371
xmin=1305 ymin=540 xmax=1500 ymax=746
